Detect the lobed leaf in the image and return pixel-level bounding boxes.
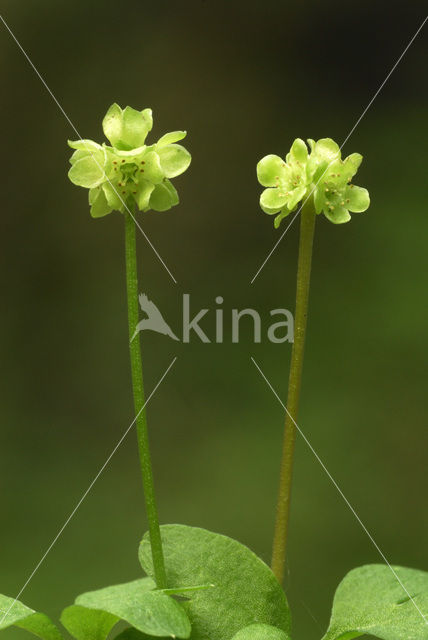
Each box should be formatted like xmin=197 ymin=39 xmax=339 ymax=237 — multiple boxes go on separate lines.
xmin=0 ymin=594 xmax=63 ymax=640
xmin=322 ymin=564 xmax=428 ymax=640
xmin=60 ymin=605 xmax=118 ymax=640
xmin=231 ymin=624 xmax=291 ymax=640
xmin=75 ymin=577 xmax=190 ymax=638
xmin=139 ymin=525 xmax=291 ymax=640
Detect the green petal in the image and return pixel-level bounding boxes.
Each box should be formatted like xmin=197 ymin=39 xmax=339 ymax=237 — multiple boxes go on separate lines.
xmin=89 ymin=187 xmax=112 ymax=218
xmin=257 ymin=155 xmax=287 ymax=187
xmin=157 ymin=144 xmax=191 ymax=178
xmin=134 ymin=180 xmax=155 ymax=211
xmin=313 ymin=185 xmax=324 ymax=214
xmin=324 ymin=205 xmax=351 ymax=224
xmin=149 ymin=180 xmax=179 ymax=212
xmin=345 ymin=185 xmax=370 ymax=212
xmin=60 ymin=605 xmax=118 ymax=640
xmin=274 ymin=210 xmax=291 ymax=228
xmin=314 ymin=138 xmax=341 ymax=162
xmin=68 ymin=139 xmax=102 ymax=153
xmin=341 ymin=153 xmax=363 ymax=181
xmin=102 ymin=182 xmax=123 ymax=211
xmin=102 ymin=103 xmax=123 ymax=147
xmin=121 ymin=106 xmax=153 ymax=148
xmin=68 ymin=150 xmax=107 ymax=188
xmin=307 ymin=138 xmax=316 ymax=152
xmin=141 ymin=151 xmax=164 ymax=184
xmin=114 ymin=146 xmax=147 ymax=159
xmin=308 ymin=139 xmax=341 ymax=183
xmin=290 ymin=138 xmax=308 ymax=164
xmin=157 ymin=131 xmax=187 ymax=147
xmin=287 ymin=184 xmax=306 ymax=210
xmin=260 ymin=188 xmax=289 ymax=214
xmin=102 ymin=104 xmax=153 ymax=149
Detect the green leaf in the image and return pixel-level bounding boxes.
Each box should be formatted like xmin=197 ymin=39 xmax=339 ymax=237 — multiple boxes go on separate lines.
xmin=149 ymin=181 xmax=179 ymax=212
xmin=75 ymin=578 xmax=190 ymax=638
xmin=139 ymin=525 xmax=291 ymax=640
xmin=113 ymin=630 xmax=147 ymax=640
xmin=0 ymin=594 xmax=63 ymax=639
xmin=60 ymin=605 xmax=118 ymax=640
xmin=322 ymin=564 xmax=428 ymax=640
xmin=68 ymin=151 xmax=107 ymax=188
xmin=231 ymin=624 xmax=291 ymax=640
xmin=345 ymin=185 xmax=370 ymax=212
xmin=157 ymin=144 xmax=191 ymax=179
xmin=257 ymin=155 xmax=287 ymax=188
xmin=157 ymin=131 xmax=187 ymax=147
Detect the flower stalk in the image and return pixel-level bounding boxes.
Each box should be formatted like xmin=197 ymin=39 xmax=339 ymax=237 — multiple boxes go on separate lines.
xmin=67 ymin=103 xmax=191 ymax=588
xmin=271 ymin=197 xmax=316 ymax=582
xmin=257 ymin=136 xmax=370 ymax=582
xmin=124 ymin=209 xmax=167 ymax=589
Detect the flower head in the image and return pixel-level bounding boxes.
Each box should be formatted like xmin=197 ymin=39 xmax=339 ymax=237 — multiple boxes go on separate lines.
xmin=68 ymin=104 xmax=191 ymax=218
xmin=257 ymin=137 xmax=369 ymax=227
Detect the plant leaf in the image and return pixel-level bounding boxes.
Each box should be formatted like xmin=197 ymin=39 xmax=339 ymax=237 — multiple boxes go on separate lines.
xmin=113 ymin=629 xmax=148 ymax=640
xmin=322 ymin=564 xmax=428 ymax=640
xmin=0 ymin=594 xmax=63 ymax=639
xmin=75 ymin=578 xmax=190 ymax=638
xmin=60 ymin=605 xmax=118 ymax=640
xmin=231 ymin=624 xmax=291 ymax=640
xmin=139 ymin=525 xmax=291 ymax=640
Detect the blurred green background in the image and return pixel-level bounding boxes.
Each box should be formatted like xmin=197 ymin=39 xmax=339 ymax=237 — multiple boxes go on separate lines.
xmin=0 ymin=2 xmax=427 ymax=639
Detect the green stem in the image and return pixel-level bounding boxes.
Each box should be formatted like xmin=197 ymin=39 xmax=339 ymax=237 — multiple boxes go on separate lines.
xmin=271 ymin=198 xmax=316 ymax=583
xmin=124 ymin=210 xmax=167 ymax=589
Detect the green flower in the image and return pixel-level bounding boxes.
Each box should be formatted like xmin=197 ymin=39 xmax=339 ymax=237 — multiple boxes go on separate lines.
xmin=68 ymin=104 xmax=191 ymax=218
xmin=257 ymin=137 xmax=369 ymax=227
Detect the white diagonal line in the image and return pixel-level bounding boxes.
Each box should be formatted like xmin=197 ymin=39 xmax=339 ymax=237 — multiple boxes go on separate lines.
xmin=0 ymin=356 xmax=177 ymax=626
xmin=0 ymin=13 xmax=177 ymax=284
xmin=251 ymin=15 xmax=428 ymax=284
xmin=251 ymin=356 xmax=428 ymax=625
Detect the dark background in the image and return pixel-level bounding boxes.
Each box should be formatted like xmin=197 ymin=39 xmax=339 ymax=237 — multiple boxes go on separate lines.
xmin=0 ymin=2 xmax=427 ymax=639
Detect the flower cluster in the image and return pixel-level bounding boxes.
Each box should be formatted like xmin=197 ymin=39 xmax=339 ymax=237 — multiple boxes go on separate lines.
xmin=257 ymin=138 xmax=370 ymax=227
xmin=68 ymin=104 xmax=191 ymax=218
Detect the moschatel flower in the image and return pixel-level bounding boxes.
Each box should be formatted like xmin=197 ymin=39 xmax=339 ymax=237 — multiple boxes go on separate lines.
xmin=257 ymin=137 xmax=369 ymax=227
xmin=68 ymin=104 xmax=191 ymax=218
